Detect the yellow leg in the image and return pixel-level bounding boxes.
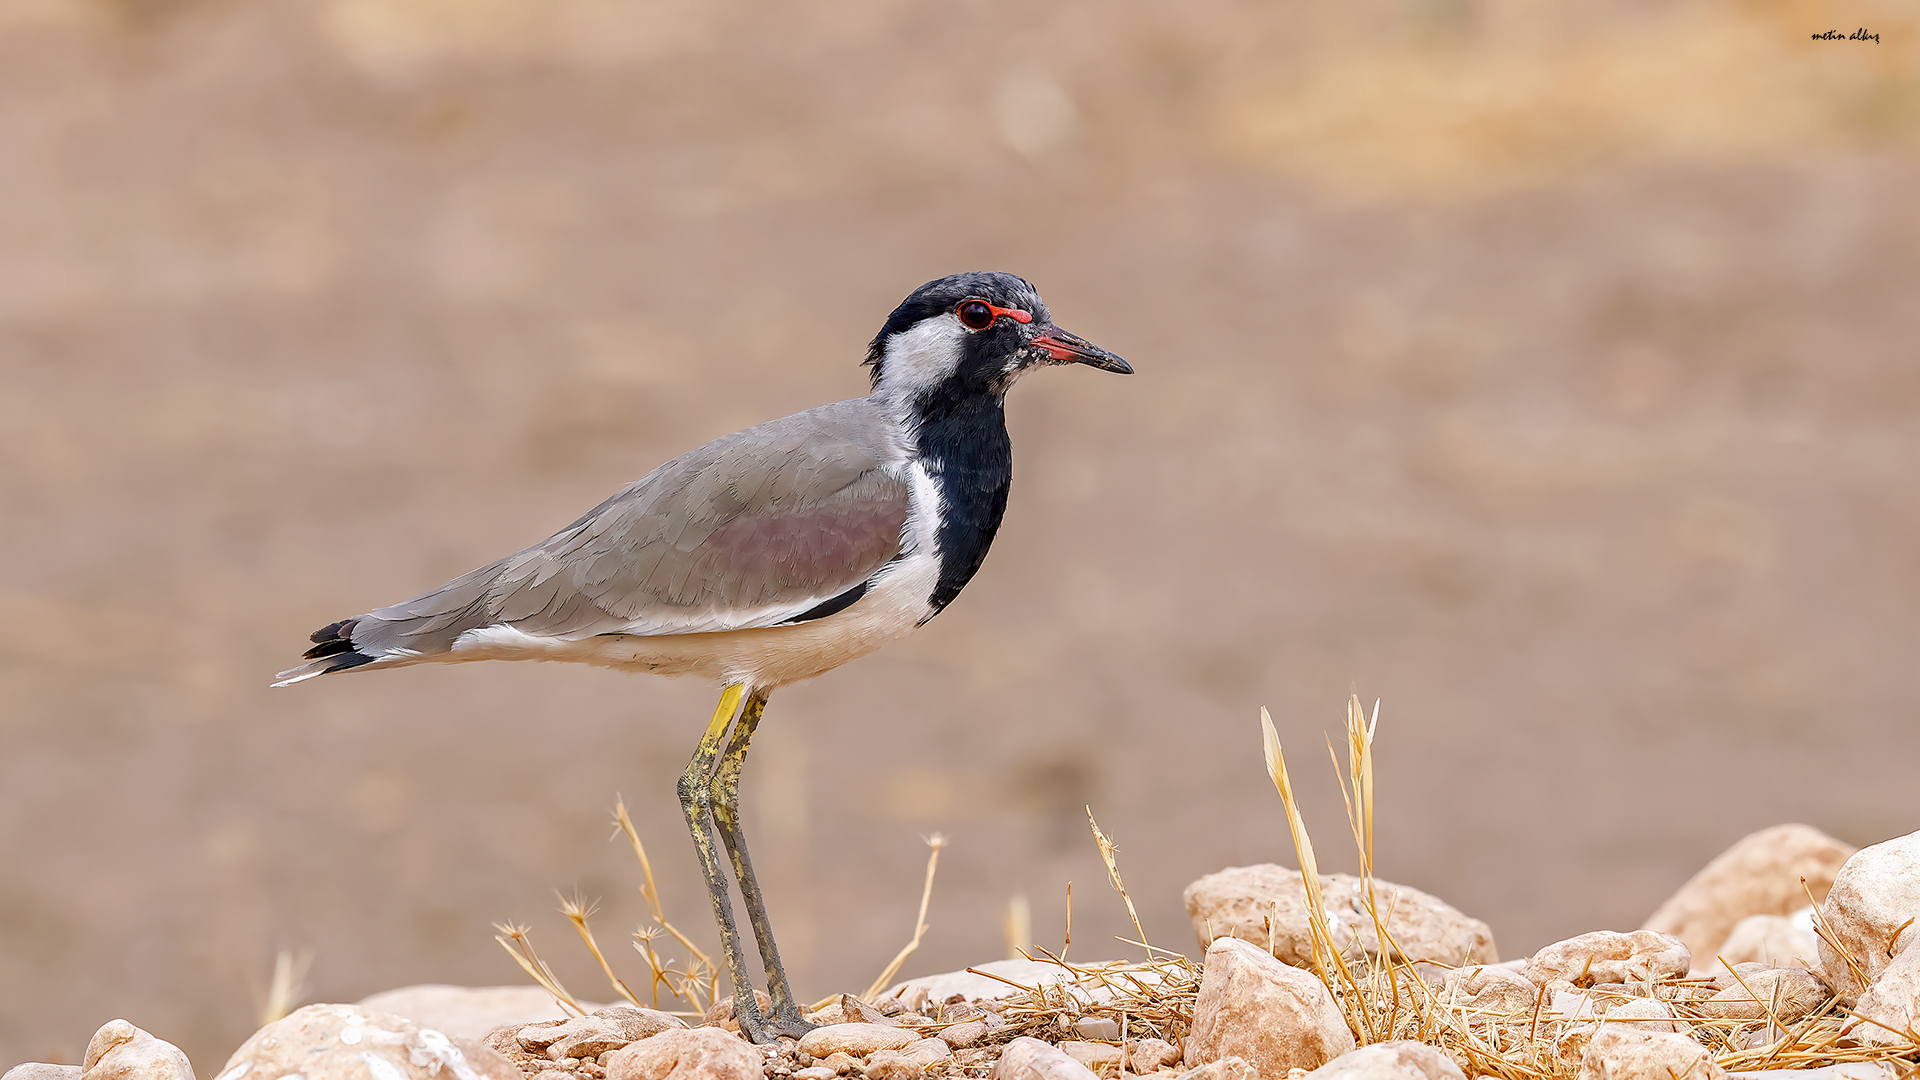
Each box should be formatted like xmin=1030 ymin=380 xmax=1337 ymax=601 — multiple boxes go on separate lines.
xmin=677 ymin=683 xmax=780 ymax=1043
xmin=713 ymin=689 xmax=813 ymax=1035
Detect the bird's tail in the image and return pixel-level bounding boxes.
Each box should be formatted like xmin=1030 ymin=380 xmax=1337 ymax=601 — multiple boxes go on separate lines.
xmin=272 ymin=618 xmax=379 ymax=686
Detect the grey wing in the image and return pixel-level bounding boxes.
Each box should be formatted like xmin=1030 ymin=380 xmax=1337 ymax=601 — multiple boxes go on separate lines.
xmin=299 ymin=400 xmax=912 ymax=673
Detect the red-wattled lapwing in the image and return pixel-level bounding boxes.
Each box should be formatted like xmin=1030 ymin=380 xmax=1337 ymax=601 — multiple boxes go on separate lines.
xmin=275 ymin=272 xmax=1130 ymax=1042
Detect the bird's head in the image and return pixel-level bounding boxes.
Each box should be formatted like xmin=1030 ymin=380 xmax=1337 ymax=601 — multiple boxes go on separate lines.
xmin=865 ymin=272 xmax=1130 ymax=407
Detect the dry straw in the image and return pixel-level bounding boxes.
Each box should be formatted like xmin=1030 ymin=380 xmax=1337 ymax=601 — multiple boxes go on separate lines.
xmin=1256 ymin=696 xmax=1920 ymax=1080
xmin=488 ymin=708 xmax=1919 ymax=1078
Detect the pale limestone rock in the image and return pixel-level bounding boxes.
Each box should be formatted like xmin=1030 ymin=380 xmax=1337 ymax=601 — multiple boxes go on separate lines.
xmin=78 ymin=1022 xmax=192 ymax=1080
xmin=862 ymin=1051 xmax=922 ymax=1080
xmin=1171 ymin=1060 xmax=1253 ymax=1080
xmin=1578 ymin=1027 xmax=1724 ymax=1080
xmin=791 ymin=1069 xmax=837 ymax=1080
xmin=1699 ymin=967 xmax=1829 ymax=1024
xmin=816 ymin=1053 xmax=858 ymax=1075
xmin=1852 ymin=944 xmax=1920 ymax=1046
xmin=885 ymin=959 xmax=1159 ymax=1006
xmin=937 ymin=1021 xmax=988 ymax=1049
xmin=1526 ymin=931 xmax=1690 ymax=991
xmin=1437 ymin=965 xmax=1539 ymax=1017
xmin=1185 ymin=866 xmax=1496 ymax=967
xmin=1129 ymin=1039 xmax=1182 ymax=1072
xmin=356 ymin=987 xmax=585 ymax=1040
xmin=517 ymin=1007 xmax=686 ymax=1060
xmin=1057 ymin=1042 xmax=1121 ymax=1071
xmin=1600 ymin=998 xmax=1679 ymax=1035
xmin=991 ymin=1038 xmax=1101 ymax=1080
xmin=1300 ymin=1041 xmax=1465 ymax=1080
xmin=1714 ymin=911 xmax=1822 ymax=972
xmin=3 ymin=1066 xmax=80 ymax=1080
xmin=1185 ymin=937 xmax=1355 ymax=1076
xmin=214 ymin=1004 xmax=520 ymax=1080
xmin=1555 ymin=998 xmax=1681 ymax=1067
xmin=863 ymin=1038 xmax=952 ymax=1078
xmin=1071 ymin=1018 xmax=1119 ymax=1041
xmin=1818 ymin=830 xmax=1920 ymax=1002
xmin=795 ymin=1023 xmax=916 ymax=1059
xmin=836 ymin=996 xmax=896 ymax=1026
xmin=1643 ymin=825 xmax=1854 ymax=967
xmin=602 ymin=1028 xmax=758 ymax=1080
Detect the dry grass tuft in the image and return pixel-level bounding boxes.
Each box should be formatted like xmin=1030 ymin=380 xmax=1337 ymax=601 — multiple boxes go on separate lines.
xmin=485 ymin=710 xmax=1919 ymax=1078
xmin=1257 ymin=695 xmax=1920 ymax=1079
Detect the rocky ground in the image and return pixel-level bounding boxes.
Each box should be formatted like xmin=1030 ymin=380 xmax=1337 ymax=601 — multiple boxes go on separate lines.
xmin=8 ymin=824 xmax=1916 ymax=1080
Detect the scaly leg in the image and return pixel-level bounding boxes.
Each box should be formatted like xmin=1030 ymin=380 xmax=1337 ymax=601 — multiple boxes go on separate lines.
xmin=677 ymin=683 xmax=779 ymax=1044
xmin=712 ymin=688 xmax=815 ymax=1037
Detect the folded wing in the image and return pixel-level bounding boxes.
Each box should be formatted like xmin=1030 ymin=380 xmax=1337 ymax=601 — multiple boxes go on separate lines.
xmin=294 ymin=400 xmax=912 ymax=675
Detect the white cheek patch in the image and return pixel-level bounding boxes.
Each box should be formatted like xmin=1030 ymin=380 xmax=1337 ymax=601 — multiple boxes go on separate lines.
xmin=877 ymin=314 xmax=967 ymax=398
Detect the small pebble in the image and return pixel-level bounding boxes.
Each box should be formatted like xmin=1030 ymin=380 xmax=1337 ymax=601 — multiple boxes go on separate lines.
xmin=793 ymin=1069 xmax=838 ymax=1080
xmin=1128 ymin=1039 xmax=1182 ymax=1073
xmin=1059 ymin=1041 xmax=1122 ymax=1071
xmin=939 ymin=1022 xmax=988 ymax=1050
xmin=864 ymin=1051 xmax=922 ymax=1080
xmin=1072 ymin=1018 xmax=1120 ymax=1041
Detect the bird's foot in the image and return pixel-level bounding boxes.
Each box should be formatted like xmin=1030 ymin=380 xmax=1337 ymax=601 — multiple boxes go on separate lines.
xmin=767 ymin=1014 xmax=818 ymax=1040
xmin=737 ymin=1012 xmax=816 ymax=1045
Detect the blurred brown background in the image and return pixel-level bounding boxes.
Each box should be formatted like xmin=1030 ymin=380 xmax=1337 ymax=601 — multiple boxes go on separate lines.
xmin=3 ymin=0 xmax=1919 ymax=1071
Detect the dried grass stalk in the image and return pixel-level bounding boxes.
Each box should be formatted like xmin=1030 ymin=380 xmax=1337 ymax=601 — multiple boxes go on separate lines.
xmin=494 ymin=922 xmax=587 ymax=1017
xmin=864 ymin=833 xmax=949 ymax=1000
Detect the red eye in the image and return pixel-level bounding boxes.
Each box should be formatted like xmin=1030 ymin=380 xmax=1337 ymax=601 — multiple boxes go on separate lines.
xmin=956 ymin=300 xmax=996 ymax=330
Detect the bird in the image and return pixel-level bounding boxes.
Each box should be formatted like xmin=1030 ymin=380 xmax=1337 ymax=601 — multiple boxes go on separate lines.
xmin=274 ymin=271 xmax=1130 ymax=1043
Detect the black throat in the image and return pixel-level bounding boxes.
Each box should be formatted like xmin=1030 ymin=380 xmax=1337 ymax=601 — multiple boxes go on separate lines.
xmin=911 ymin=388 xmax=1014 ymax=617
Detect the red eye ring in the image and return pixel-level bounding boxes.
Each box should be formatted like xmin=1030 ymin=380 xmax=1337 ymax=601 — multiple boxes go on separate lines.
xmin=954 ymin=299 xmax=1034 ymax=331
xmin=956 ymin=300 xmax=996 ymax=330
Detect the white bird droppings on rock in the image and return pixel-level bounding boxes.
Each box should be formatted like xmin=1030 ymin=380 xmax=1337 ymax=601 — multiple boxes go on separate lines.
xmin=1578 ymin=1027 xmax=1726 ymax=1080
xmin=1816 ymin=830 xmax=1920 ymax=1003
xmin=1642 ymin=825 xmax=1855 ymax=969
xmin=1299 ymin=1041 xmax=1465 ymax=1080
xmin=219 ymin=1005 xmax=519 ymax=1080
xmin=1526 ymin=931 xmax=1690 ymax=992
xmin=1184 ymin=866 xmax=1496 ymax=967
xmin=1185 ymin=937 xmax=1355 ymax=1076
xmin=601 ymin=1028 xmax=760 ymax=1080
xmin=990 ymin=1038 xmax=1101 ymax=1080
xmin=795 ymin=1023 xmax=916 ymax=1059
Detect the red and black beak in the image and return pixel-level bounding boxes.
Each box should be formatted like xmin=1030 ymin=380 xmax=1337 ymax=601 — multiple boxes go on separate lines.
xmin=1031 ymin=326 xmax=1132 ymax=374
